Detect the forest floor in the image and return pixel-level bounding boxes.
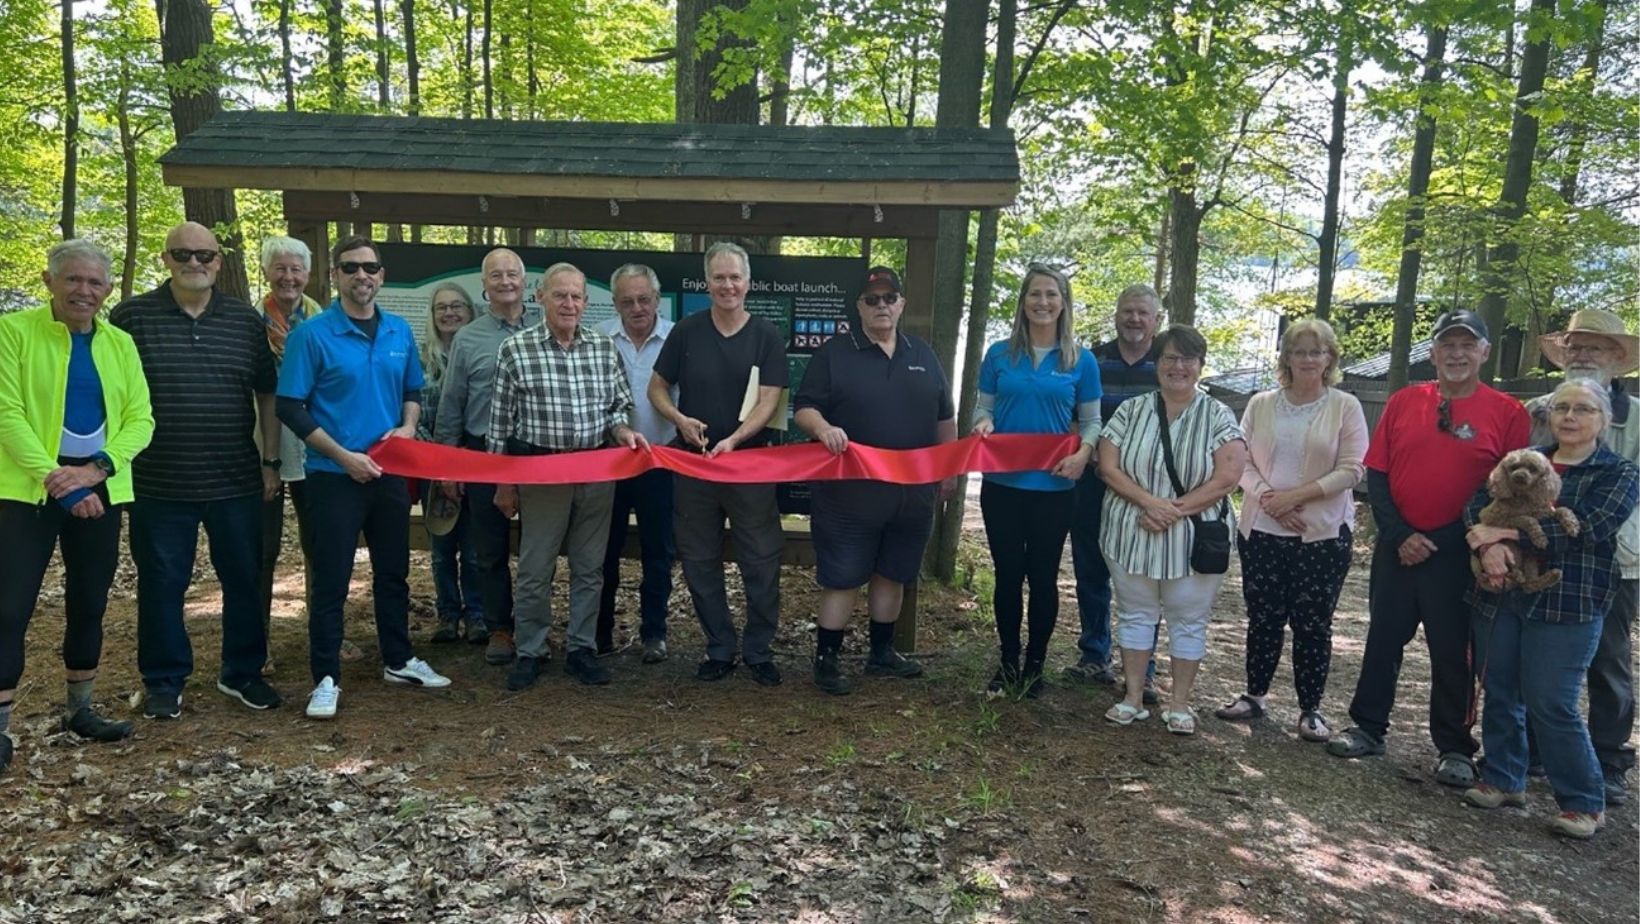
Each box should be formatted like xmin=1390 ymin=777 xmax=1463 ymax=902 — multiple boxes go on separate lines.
xmin=2 ymin=497 xmax=1636 ymax=924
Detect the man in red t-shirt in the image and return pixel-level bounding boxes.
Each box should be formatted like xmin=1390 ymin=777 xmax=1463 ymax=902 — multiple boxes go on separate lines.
xmin=1328 ymin=310 xmax=1530 ymax=787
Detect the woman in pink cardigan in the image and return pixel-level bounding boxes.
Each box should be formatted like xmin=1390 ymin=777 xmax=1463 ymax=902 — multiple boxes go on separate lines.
xmin=1215 ymin=319 xmax=1367 ymax=741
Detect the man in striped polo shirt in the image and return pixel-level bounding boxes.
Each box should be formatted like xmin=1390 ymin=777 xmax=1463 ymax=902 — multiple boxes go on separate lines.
xmin=111 ymin=222 xmax=284 ymax=720
xmin=1064 ymin=284 xmax=1162 ymax=701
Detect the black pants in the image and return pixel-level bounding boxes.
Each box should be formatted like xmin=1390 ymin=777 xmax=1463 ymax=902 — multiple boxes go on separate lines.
xmin=598 ymin=468 xmax=675 ymax=648
xmin=673 ymin=475 xmax=783 ymax=665
xmin=0 ymin=492 xmax=121 ymax=691
xmin=1347 ymin=536 xmax=1476 ymax=755
xmin=980 ymin=481 xmax=1073 ymax=666
xmin=1237 ymin=527 xmax=1353 ymax=711
xmin=259 ymin=480 xmax=313 ymax=632
xmin=304 ymin=472 xmax=413 ymax=684
xmin=461 ymin=433 xmax=514 ymax=635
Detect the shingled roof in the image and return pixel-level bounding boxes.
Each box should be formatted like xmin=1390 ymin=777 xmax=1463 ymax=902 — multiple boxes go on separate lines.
xmin=160 ymin=111 xmax=1020 ymax=208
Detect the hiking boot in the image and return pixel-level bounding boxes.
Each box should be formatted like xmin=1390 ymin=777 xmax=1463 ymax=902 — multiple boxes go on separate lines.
xmin=864 ymin=648 xmax=923 ymax=679
xmin=565 ymin=648 xmax=612 ymax=686
xmin=465 ymin=619 xmax=489 ymax=645
xmin=1549 ymin=811 xmax=1603 ymax=839
xmin=812 ymin=651 xmax=852 ymax=696
xmin=485 ymin=630 xmax=517 ymax=665
xmin=143 ymin=690 xmax=182 ymax=721
xmin=697 ymin=658 xmax=736 ymax=681
xmin=642 ymin=638 xmax=669 ymax=664
xmin=1062 ymin=661 xmax=1117 ymax=686
xmin=985 ymin=661 xmax=1020 ymax=698
xmin=0 ymin=735 xmax=12 ymax=774
xmin=1604 ymin=768 xmax=1629 ymax=806
xmin=746 ymin=661 xmax=783 ymax=687
xmin=62 ymin=706 xmax=135 ymax=742
xmin=383 ymin=657 xmax=452 ymax=688
xmin=506 ymin=656 xmax=542 ymax=691
xmin=216 ymin=679 xmax=283 ymax=711
xmin=1020 ymin=661 xmax=1046 ymax=700
xmin=1463 ymin=784 xmax=1526 ymax=809
xmin=306 ymin=677 xmax=340 ymax=720
xmin=430 ymin=620 xmax=462 ymax=644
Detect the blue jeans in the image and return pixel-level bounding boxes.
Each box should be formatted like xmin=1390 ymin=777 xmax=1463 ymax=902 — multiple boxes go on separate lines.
xmin=1070 ymin=471 xmax=1156 ymax=679
xmin=131 ymin=493 xmax=265 ymax=693
xmin=598 ymin=469 xmax=674 ymax=646
xmin=1475 ymin=596 xmax=1605 ymax=814
xmin=429 ymin=498 xmax=483 ymax=624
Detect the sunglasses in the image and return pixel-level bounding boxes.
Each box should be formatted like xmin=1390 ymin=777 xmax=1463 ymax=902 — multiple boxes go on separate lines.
xmin=1437 ymin=398 xmax=1453 ymax=434
xmin=337 ymin=261 xmax=383 ymax=275
xmin=169 ymin=248 xmax=219 ymax=264
xmin=860 ymin=292 xmax=901 ymax=307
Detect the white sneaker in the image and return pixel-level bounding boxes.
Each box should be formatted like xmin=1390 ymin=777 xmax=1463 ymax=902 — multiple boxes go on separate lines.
xmin=306 ymin=677 xmax=340 ymax=719
xmin=383 ymin=657 xmax=451 ymax=688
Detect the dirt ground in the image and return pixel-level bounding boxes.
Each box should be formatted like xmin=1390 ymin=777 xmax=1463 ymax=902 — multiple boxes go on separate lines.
xmin=2 ymin=497 xmax=1636 ymax=924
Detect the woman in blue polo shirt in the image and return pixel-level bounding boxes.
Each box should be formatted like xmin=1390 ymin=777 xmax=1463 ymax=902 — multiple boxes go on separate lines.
xmin=974 ymin=264 xmax=1101 ymax=698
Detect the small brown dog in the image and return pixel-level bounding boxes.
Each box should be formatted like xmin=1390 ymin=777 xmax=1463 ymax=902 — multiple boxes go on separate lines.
xmin=1471 ymin=449 xmax=1581 ymax=593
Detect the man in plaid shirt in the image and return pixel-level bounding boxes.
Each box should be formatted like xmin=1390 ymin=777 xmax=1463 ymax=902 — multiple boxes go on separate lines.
xmin=488 ymin=263 xmax=644 ymax=690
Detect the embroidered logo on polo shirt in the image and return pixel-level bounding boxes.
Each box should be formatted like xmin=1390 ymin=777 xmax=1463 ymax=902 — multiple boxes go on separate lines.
xmin=908 ymin=365 xmax=927 ymax=372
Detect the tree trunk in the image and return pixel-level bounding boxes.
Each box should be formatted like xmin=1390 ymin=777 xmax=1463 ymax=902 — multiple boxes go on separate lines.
xmin=323 ymin=0 xmax=345 ymax=110
xmin=1165 ymin=178 xmax=1202 ymax=326
xmin=60 ymin=0 xmax=78 ymax=240
xmin=1152 ymin=208 xmax=1169 ymax=297
xmin=482 ymin=0 xmax=493 ymax=118
xmin=118 ymin=59 xmax=139 ymax=300
xmin=278 ymin=0 xmax=296 ymax=110
xmin=1387 ymin=24 xmax=1447 ymax=391
xmin=675 ymin=0 xmax=759 ymax=124
xmin=1314 ymin=34 xmax=1351 ymax=321
xmin=156 ymin=0 xmax=250 ymax=299
xmin=462 ymin=1 xmax=474 ymax=118
xmin=1477 ymin=0 xmax=1554 ymax=383
xmin=373 ymin=0 xmax=391 ymax=109
xmin=402 ymin=0 xmax=419 ymax=114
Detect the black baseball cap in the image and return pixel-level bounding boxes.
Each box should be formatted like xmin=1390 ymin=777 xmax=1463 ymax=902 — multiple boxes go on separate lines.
xmin=858 ymin=266 xmax=902 ymax=299
xmin=1431 ymin=309 xmax=1489 ymax=342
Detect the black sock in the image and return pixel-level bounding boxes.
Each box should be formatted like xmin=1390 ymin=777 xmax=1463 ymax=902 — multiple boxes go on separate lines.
xmin=816 ymin=628 xmax=845 ymax=656
xmin=868 ymin=620 xmax=896 ymax=655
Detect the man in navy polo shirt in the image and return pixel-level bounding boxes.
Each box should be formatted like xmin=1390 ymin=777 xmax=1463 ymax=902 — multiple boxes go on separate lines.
xmin=276 ymin=236 xmax=451 ymax=720
xmin=1065 ymin=284 xmax=1162 ymax=700
xmin=794 ymin=266 xmax=956 ymax=694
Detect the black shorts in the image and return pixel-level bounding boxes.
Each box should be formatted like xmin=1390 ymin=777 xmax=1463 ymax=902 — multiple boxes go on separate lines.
xmin=811 ymin=480 xmax=936 ymax=589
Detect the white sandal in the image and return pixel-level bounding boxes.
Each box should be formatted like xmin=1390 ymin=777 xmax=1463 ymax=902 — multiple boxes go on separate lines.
xmin=1162 ymin=708 xmax=1197 ymax=735
xmin=1105 ymin=702 xmax=1151 ymax=726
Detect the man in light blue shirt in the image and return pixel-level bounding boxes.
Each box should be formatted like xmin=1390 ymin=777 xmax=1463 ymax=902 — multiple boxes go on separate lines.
xmin=596 ymin=264 xmax=676 ymax=663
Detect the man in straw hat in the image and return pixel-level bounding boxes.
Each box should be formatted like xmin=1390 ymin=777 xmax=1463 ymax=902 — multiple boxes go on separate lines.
xmin=1527 ymin=308 xmax=1640 ymax=805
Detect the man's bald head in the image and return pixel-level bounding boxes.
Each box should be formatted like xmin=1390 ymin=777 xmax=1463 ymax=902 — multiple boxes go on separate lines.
xmin=162 ymin=221 xmax=222 ymax=294
xmin=165 ymin=221 xmax=219 ymax=251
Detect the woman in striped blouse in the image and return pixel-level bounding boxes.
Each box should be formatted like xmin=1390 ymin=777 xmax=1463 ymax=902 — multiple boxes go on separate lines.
xmin=1097 ymin=325 xmax=1246 ymax=734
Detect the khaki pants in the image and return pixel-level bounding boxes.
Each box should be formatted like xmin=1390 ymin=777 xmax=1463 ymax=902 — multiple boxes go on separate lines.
xmin=513 ymin=482 xmax=615 ymax=658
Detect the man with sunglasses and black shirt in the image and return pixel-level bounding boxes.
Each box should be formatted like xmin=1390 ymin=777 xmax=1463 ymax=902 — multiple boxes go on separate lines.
xmin=111 ymin=221 xmax=284 ymax=720
xmin=277 ymin=237 xmax=452 ymax=719
xmin=1329 ymin=310 xmax=1530 ymax=789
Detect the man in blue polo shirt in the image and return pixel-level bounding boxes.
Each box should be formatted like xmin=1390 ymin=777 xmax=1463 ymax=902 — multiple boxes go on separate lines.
xmin=795 ymin=266 xmax=956 ymax=694
xmin=1065 ymin=284 xmax=1162 ymax=700
xmin=276 ymin=236 xmax=451 ymax=720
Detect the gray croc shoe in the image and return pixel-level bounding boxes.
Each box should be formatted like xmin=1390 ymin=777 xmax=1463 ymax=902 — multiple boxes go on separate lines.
xmin=1435 ymin=752 xmax=1477 ymax=788
xmin=1325 ymin=726 xmax=1385 ymax=759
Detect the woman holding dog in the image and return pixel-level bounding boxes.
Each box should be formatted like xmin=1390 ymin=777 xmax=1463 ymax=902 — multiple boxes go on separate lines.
xmin=1463 ymin=379 xmax=1639 ymax=838
xmin=1214 ymin=319 xmax=1367 ymax=742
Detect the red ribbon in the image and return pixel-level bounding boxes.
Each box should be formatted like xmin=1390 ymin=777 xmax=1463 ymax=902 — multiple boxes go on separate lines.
xmin=367 ymin=433 xmax=1081 ymax=486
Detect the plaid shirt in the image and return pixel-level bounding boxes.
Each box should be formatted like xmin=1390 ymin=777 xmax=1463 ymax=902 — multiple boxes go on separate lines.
xmin=1466 ymin=445 xmax=1639 ymax=624
xmin=487 ymin=324 xmax=633 ymax=454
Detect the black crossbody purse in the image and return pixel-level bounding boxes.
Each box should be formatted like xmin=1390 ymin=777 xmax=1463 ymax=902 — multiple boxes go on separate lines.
xmin=1155 ymin=392 xmax=1231 ymax=575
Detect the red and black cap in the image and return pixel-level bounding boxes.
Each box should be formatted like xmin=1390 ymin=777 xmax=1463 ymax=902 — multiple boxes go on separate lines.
xmin=858 ymin=266 xmax=903 ymax=299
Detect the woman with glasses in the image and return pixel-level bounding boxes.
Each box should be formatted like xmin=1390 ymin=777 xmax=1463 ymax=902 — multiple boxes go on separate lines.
xmin=1462 ymin=379 xmax=1639 ymax=839
xmin=973 ymin=264 xmax=1101 ymax=698
xmin=1098 ymin=325 xmax=1245 ymax=733
xmin=418 ymin=284 xmax=486 ymax=644
xmin=1214 ymin=320 xmax=1366 ymax=741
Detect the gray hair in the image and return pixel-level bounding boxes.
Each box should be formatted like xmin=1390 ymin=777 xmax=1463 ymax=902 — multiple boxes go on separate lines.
xmin=1116 ymin=283 xmax=1161 ymax=313
xmin=1550 ymin=377 xmax=1614 ymax=434
xmin=610 ymin=263 xmax=661 ymax=295
xmin=539 ymin=262 xmax=585 ymax=292
xmin=47 ymin=238 xmax=112 ymax=277
xmin=259 ymin=236 xmax=312 ymax=272
xmin=704 ymin=241 xmax=750 ymax=279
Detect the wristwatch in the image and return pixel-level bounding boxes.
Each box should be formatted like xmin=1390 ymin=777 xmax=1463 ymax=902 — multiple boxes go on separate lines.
xmin=90 ymin=456 xmax=115 ymax=477
xmin=262 ymin=458 xmax=283 ymax=471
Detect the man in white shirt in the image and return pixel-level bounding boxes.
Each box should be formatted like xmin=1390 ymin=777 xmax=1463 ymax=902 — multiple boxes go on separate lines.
xmin=596 ymin=264 xmax=676 ymax=663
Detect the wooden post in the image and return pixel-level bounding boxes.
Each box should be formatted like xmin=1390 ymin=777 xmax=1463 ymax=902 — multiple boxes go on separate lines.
xmin=288 ymin=216 xmax=329 ymax=303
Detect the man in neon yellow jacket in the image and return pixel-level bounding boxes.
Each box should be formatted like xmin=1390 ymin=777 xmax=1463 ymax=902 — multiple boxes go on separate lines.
xmin=0 ymin=239 xmax=154 ymax=775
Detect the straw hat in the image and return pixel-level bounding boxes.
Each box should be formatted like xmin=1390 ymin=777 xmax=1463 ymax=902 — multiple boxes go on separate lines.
xmin=1540 ymin=309 xmax=1638 ymax=376
xmin=424 ymin=489 xmax=460 ymax=537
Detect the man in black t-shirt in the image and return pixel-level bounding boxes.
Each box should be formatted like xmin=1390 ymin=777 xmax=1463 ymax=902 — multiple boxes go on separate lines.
xmin=648 ymin=242 xmax=788 ymax=685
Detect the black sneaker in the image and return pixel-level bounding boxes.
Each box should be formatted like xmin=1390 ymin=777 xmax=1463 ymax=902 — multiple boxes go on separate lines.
xmin=1021 ymin=661 xmax=1046 ymax=700
xmin=696 ymin=658 xmax=737 ymax=682
xmin=812 ymin=651 xmax=852 ymax=695
xmin=143 ymin=690 xmax=182 ymax=720
xmin=565 ymin=648 xmax=612 ymax=686
xmin=217 ymin=679 xmax=283 ymax=710
xmin=62 ymin=706 xmax=135 ymax=741
xmin=746 ymin=661 xmax=783 ymax=687
xmin=864 ymin=648 xmax=923 ymax=679
xmin=506 ymin=656 xmax=542 ymax=691
xmin=0 ymin=734 xmax=12 ymax=774
xmin=430 ymin=620 xmax=462 ymax=644
xmin=985 ymin=661 xmax=1021 ymax=697
xmin=1604 ymin=768 xmax=1630 ymax=806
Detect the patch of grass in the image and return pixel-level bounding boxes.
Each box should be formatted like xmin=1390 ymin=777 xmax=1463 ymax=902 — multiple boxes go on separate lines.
xmin=971 ymin=699 xmax=1002 ymax=738
xmin=825 ymin=741 xmax=856 ymax=767
xmin=395 ymin=797 xmax=427 ymax=820
xmin=949 ymin=868 xmax=1004 ymax=914
xmin=726 ymin=881 xmax=756 ymax=908
xmin=963 ymin=775 xmax=1009 ymax=813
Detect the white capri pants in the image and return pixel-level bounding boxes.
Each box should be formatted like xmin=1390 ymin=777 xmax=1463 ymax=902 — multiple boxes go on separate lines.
xmin=1106 ymin=557 xmax=1226 ymax=661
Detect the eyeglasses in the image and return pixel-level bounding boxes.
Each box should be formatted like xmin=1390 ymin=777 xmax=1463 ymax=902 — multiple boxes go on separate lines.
xmin=1564 ymin=342 xmax=1612 ymax=357
xmin=1288 ymin=349 xmax=1330 ymax=361
xmin=169 ymin=248 xmax=219 ymax=264
xmin=860 ymin=292 xmax=901 ymax=307
xmin=1550 ymin=402 xmax=1603 ymax=418
xmin=1437 ymin=398 xmax=1453 ymax=433
xmin=1158 ymin=353 xmax=1198 ymax=367
xmin=338 ymin=261 xmax=383 ymax=275
xmin=433 ymin=302 xmax=470 ymax=313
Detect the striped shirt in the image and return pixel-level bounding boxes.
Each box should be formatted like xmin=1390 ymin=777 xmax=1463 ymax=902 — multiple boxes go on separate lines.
xmin=1100 ymin=390 xmax=1244 ymax=579
xmin=488 ymin=324 xmax=633 ymax=454
xmin=110 ymin=284 xmax=277 ymax=502
xmin=1093 ymin=338 xmax=1159 ymax=424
